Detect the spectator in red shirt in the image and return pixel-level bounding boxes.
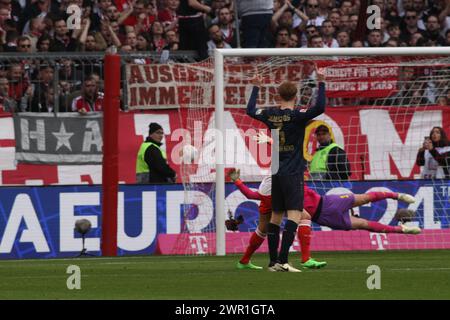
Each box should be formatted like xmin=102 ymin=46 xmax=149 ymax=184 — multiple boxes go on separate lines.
xmin=158 ymin=0 xmax=179 ymax=32
xmin=123 ymin=0 xmax=155 ymax=34
xmin=217 ymin=6 xmax=237 ymax=47
xmin=72 ymin=76 xmax=104 ymax=114
xmin=7 ymin=63 xmax=29 ymax=104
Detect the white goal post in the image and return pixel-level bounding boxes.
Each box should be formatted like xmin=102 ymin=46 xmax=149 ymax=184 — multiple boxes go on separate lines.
xmin=214 ymin=47 xmax=450 ymax=256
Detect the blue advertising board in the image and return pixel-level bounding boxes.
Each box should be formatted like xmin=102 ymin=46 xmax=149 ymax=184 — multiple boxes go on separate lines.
xmin=0 ymin=180 xmax=449 ymax=259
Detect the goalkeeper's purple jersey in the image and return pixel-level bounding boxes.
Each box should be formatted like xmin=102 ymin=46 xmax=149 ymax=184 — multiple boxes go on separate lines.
xmin=246 ymin=83 xmax=326 ymax=175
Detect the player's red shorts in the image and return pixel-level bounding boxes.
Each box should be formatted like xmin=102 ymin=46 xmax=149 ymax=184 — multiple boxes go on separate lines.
xmin=259 ymin=195 xmax=272 ymax=215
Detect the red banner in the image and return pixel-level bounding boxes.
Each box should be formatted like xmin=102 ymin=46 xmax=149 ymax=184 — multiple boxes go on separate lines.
xmin=126 ymin=58 xmax=407 ymax=109
xmin=0 ymin=105 xmax=448 ymax=185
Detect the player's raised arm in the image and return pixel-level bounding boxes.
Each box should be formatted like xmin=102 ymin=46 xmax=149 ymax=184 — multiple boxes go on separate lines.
xmin=294 ymin=66 xmax=326 ymax=121
xmin=246 ymin=74 xmax=267 ymax=121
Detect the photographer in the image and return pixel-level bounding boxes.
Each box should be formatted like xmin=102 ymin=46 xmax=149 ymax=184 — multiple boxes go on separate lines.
xmin=416 ymin=127 xmax=450 ymax=179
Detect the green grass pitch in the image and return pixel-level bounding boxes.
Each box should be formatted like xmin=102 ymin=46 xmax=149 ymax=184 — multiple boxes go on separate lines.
xmin=1 ymin=250 xmax=450 ymax=299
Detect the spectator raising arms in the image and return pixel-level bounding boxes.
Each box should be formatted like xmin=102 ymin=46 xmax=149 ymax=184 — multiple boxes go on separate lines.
xmin=416 ymin=127 xmax=450 ymax=179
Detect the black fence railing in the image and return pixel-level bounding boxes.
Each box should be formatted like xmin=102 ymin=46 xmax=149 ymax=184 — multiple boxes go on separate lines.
xmin=0 ymin=50 xmax=198 ymax=113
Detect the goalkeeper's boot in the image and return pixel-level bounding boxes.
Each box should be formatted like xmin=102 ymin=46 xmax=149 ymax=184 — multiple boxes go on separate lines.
xmin=301 ymin=258 xmax=327 ymax=269
xmin=401 ymin=224 xmax=421 ymax=234
xmin=237 ymin=261 xmax=263 ymax=270
xmin=397 ymin=193 xmax=415 ymax=204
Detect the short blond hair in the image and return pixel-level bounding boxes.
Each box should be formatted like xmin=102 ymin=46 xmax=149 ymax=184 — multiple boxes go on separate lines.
xmin=278 ymin=81 xmax=297 ymax=101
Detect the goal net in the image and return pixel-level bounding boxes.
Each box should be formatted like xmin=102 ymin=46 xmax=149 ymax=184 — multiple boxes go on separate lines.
xmin=154 ymin=48 xmax=450 ymax=255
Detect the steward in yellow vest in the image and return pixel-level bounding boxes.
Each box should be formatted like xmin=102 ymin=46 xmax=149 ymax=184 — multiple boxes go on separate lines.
xmin=309 ymin=124 xmax=351 ymax=181
xmin=136 ymin=123 xmax=176 ymax=183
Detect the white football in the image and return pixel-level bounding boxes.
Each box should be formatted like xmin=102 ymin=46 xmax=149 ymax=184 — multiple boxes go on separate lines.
xmin=181 ymin=144 xmax=198 ymax=163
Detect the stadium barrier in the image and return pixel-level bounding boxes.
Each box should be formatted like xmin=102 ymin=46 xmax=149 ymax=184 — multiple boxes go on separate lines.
xmin=0 ymin=180 xmax=448 ymax=259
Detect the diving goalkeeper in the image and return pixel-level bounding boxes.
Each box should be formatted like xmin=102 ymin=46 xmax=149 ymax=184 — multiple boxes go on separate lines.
xmin=228 ymin=168 xmax=420 ymax=270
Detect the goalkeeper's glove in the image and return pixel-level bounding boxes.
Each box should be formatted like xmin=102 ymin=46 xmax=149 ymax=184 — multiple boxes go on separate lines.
xmin=225 ymin=215 xmax=244 ymax=231
xmin=252 ymin=131 xmax=273 ymax=145
xmin=228 ymin=168 xmax=241 ymax=182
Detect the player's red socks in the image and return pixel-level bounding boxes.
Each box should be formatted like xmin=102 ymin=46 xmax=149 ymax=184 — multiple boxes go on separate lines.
xmin=298 ymin=220 xmax=312 ymax=263
xmin=367 ymin=221 xmax=402 ymax=233
xmin=367 ymin=191 xmax=398 ymax=202
xmin=240 ymin=229 xmax=266 ymax=265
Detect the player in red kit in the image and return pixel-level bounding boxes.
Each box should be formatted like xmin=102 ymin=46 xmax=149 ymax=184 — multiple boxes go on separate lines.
xmin=229 ymin=169 xmax=420 ymax=270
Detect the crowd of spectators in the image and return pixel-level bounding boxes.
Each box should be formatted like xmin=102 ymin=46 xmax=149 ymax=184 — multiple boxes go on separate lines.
xmin=0 ymin=0 xmax=449 ymax=113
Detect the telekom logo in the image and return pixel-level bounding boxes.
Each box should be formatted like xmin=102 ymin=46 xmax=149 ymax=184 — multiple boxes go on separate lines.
xmin=189 ymin=235 xmax=208 ymax=254
xmin=370 ymin=233 xmax=388 ymax=250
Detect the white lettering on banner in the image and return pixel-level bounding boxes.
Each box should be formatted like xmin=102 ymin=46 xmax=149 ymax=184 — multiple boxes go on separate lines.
xmin=166 ymin=191 xmax=185 ymax=234
xmin=0 ymin=194 xmax=50 ymax=253
xmin=82 ymin=120 xmax=103 ymax=152
xmin=370 ymin=67 xmax=397 ymax=77
xmin=360 ymin=110 xmax=442 ymax=179
xmin=52 ymin=122 xmax=74 ymax=151
xmin=20 ymin=118 xmax=46 ymax=151
xmin=366 ymin=187 xmax=398 ymax=225
xmin=189 ymin=235 xmax=208 ymax=254
xmin=60 ymin=193 xmax=100 ymax=252
xmin=370 ymin=81 xmax=396 ymax=90
xmin=189 ymin=111 xmax=268 ymax=182
xmin=370 ymin=233 xmax=388 ymax=250
xmin=409 ymin=186 xmax=440 ymax=229
xmin=118 ymin=192 xmax=156 ymax=251
xmin=326 ymin=82 xmax=358 ymax=91
xmin=184 ymin=191 xmax=213 ymax=233
xmin=166 ymin=190 xmax=216 ymax=234
xmin=225 ymin=189 xmax=259 ymax=217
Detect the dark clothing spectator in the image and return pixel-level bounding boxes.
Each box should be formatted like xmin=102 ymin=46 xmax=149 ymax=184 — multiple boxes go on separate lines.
xmin=49 ymin=36 xmax=77 ymax=52
xmin=238 ymin=0 xmax=273 ymax=48
xmin=29 ymin=82 xmax=51 ymax=112
xmin=177 ymin=0 xmax=210 ymax=60
xmin=20 ymin=0 xmax=60 ymax=32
